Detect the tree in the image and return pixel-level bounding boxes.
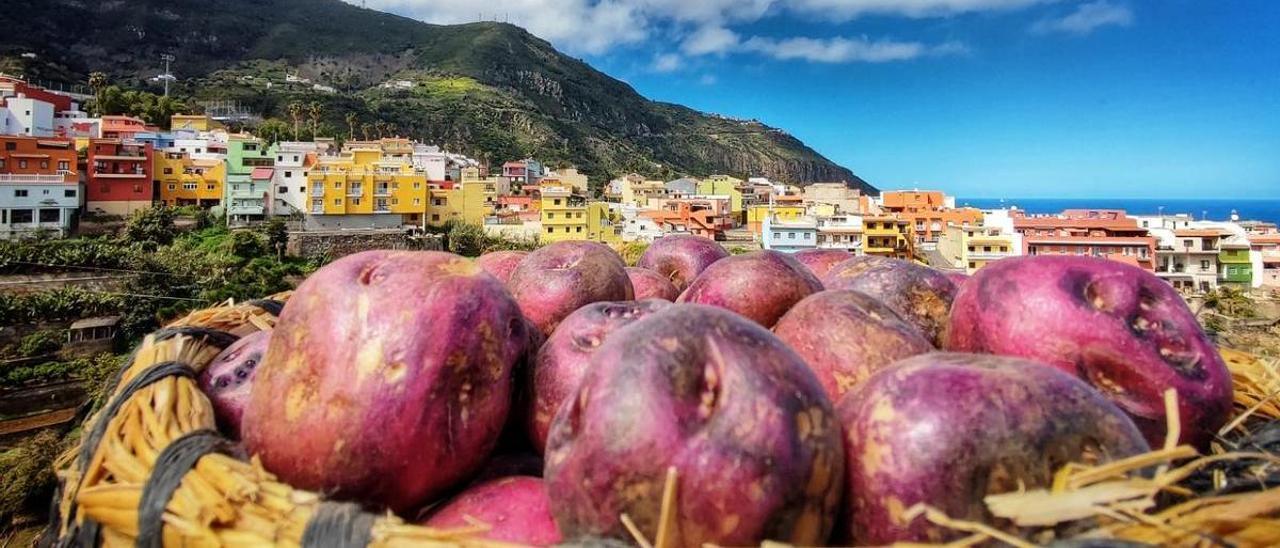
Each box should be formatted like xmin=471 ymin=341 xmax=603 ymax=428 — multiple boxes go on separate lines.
xmin=308 ymin=102 xmax=323 ymax=137
xmin=256 ymin=119 xmax=290 ymax=147
xmin=263 ymin=218 xmax=288 ymax=259
xmin=345 ymin=112 xmax=358 ymax=140
xmin=374 ymin=120 xmax=387 ymax=139
xmin=360 ymin=123 xmax=372 ymax=141
xmin=124 ymin=206 xmax=177 ymax=249
xmin=88 ymin=72 xmax=108 ymax=115
xmin=287 ymin=102 xmax=303 ymax=141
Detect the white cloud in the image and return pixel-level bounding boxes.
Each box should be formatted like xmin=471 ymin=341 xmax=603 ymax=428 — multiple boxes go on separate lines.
xmin=699 ymin=74 xmax=718 ymax=85
xmin=741 ymin=35 xmax=966 ymax=63
xmin=788 ymin=0 xmax=1053 ymax=20
xmin=354 ymin=0 xmax=1053 ymax=56
xmin=682 ymin=26 xmax=741 ymax=55
xmin=652 ymin=53 xmax=683 ymax=72
xmin=1031 ymin=1 xmax=1132 ymax=35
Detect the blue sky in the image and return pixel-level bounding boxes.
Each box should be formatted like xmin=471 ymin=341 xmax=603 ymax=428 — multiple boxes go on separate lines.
xmin=360 ymin=1 xmax=1279 ymax=198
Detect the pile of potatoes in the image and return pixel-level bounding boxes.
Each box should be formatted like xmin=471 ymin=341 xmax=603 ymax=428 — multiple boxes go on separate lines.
xmin=198 ymin=234 xmax=1231 ymax=546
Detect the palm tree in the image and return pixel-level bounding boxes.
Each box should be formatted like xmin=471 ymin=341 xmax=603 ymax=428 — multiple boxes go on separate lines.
xmin=308 ymin=102 xmax=322 ymax=137
xmin=374 ymin=120 xmax=387 ymax=139
xmin=345 ymin=112 xmax=358 ymax=140
xmin=388 ymin=123 xmax=399 ymax=137
xmin=88 ymin=72 xmax=108 ymax=115
xmin=286 ymin=102 xmax=303 ymax=141
xmin=360 ymin=123 xmax=372 ymax=141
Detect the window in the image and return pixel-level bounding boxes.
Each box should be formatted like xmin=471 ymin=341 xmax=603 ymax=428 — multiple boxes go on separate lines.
xmin=554 ymin=199 xmax=562 ymax=206
xmin=293 ymin=156 xmax=299 ymax=163
xmin=207 ymin=184 xmax=215 ymax=191
xmin=39 ymin=209 xmax=59 ymax=223
xmin=969 ymin=261 xmax=977 ymax=269
xmin=18 ymin=159 xmax=28 ymax=169
xmin=58 ymin=161 xmax=69 ymax=171
xmin=12 ymin=209 xmax=33 ymax=223
xmin=285 ymin=171 xmax=293 ymax=178
xmin=278 ymin=186 xmax=288 ymax=194
xmin=773 ymin=232 xmax=782 ymax=239
xmin=183 ymin=183 xmax=197 ymax=190
xmin=803 ymin=232 xmax=811 ymax=240
xmin=42 ymin=189 xmax=49 ymax=195
xmin=1200 ymin=260 xmax=1211 ymax=270
xmin=576 ymin=226 xmax=583 ymax=233
xmin=351 ymin=198 xmax=361 ymax=205
xmin=334 ymin=182 xmax=342 ymax=188
xmin=299 ymin=187 xmax=305 ymax=193
xmin=40 ymin=160 xmax=49 ymax=169
xmin=14 ymin=189 xmax=27 ymax=197
xmin=788 ymin=232 xmax=796 ymax=239
xmin=546 ymin=227 xmax=554 ymax=233
xmin=432 ymin=214 xmax=440 ymax=222
xmin=413 ymin=198 xmax=420 ymax=205
xmin=4 ymin=142 xmax=14 ymax=151
xmin=64 ymin=189 xmax=75 ymax=198
xmin=0 ymin=159 xmax=5 ymax=169
xmin=548 ymin=212 xmax=555 ymax=219
xmin=334 ymin=199 xmax=341 ymax=205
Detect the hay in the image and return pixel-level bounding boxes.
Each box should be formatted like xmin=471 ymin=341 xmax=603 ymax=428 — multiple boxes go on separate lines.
xmin=905 ymin=350 xmax=1280 ymax=548
xmin=48 ymin=296 xmax=509 ymax=547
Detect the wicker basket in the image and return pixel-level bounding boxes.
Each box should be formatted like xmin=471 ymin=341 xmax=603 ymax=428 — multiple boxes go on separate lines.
xmin=41 ymin=294 xmax=1280 ymax=547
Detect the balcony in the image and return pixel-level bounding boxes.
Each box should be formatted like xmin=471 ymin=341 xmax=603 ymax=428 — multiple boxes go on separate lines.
xmin=347 ymin=188 xmax=364 ymax=197
xmin=92 ymin=171 xmax=147 ymax=179
xmin=311 ymin=206 xmax=324 ymax=215
xmin=310 ymin=186 xmax=326 ymax=197
xmin=0 ymin=173 xmax=71 ymax=184
xmin=95 ymin=154 xmax=147 ymax=161
xmin=374 ymin=186 xmax=391 ymax=197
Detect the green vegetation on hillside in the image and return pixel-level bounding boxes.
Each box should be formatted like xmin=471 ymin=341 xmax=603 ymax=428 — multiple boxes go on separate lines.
xmin=0 ymin=0 xmax=873 ymax=193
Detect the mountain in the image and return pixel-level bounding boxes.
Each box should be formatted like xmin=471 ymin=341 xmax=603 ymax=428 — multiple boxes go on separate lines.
xmin=0 ymin=0 xmax=875 ymax=193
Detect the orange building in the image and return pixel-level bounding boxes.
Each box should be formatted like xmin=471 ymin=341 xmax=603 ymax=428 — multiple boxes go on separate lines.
xmin=0 ymin=136 xmax=80 ymax=238
xmin=644 ymin=198 xmax=735 ymax=240
xmin=86 ymin=139 xmax=154 ymax=215
xmin=1013 ymin=211 xmax=1157 ymax=271
xmin=100 ymin=115 xmax=151 ymax=140
xmin=881 ymin=190 xmax=981 ymax=245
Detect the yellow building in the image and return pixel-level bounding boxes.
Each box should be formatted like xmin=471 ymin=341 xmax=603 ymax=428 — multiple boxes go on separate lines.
xmin=747 ymin=204 xmax=806 ymax=234
xmin=697 ymin=174 xmax=744 ymax=215
xmin=540 ymin=183 xmax=620 ymax=244
xmin=425 ymin=167 xmax=496 ymax=228
xmin=156 ymin=151 xmax=225 ymax=207
xmin=938 ymin=224 xmax=1021 ymax=273
xmin=170 ymin=114 xmax=219 ymax=133
xmin=862 ymin=216 xmax=913 ymax=259
xmin=306 ymin=144 xmax=429 ymax=228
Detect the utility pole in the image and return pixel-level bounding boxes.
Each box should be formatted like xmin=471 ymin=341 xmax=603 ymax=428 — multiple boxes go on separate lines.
xmin=159 ymin=54 xmax=175 ymax=96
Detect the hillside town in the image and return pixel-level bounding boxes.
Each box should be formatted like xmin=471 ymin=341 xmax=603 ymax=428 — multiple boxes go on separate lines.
xmin=2 ymin=73 xmax=1278 ymax=292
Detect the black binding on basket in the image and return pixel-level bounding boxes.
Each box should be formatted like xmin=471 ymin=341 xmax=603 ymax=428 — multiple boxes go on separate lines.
xmin=245 ymin=298 xmax=286 ymax=317
xmin=150 ymin=325 xmax=241 ymax=349
xmin=301 ymin=502 xmax=379 ymax=548
xmin=136 ymin=430 xmax=234 ymax=548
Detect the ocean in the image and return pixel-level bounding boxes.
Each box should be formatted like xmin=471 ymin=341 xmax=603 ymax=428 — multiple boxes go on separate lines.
xmin=956 ymin=198 xmax=1280 ymax=225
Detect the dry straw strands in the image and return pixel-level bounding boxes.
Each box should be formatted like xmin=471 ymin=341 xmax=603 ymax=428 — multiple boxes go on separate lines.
xmin=51 ymin=297 xmax=510 ymax=547
xmin=908 ymin=350 xmax=1280 ymax=547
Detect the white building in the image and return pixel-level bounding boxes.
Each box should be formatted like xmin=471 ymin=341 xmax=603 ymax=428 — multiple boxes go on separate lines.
xmin=762 ymin=215 xmax=818 ymax=253
xmin=1 ymin=96 xmax=55 ymax=137
xmin=0 ymin=173 xmax=81 ymax=238
xmin=271 ymin=141 xmax=318 ymax=215
xmin=816 ymin=214 xmax=864 ymax=253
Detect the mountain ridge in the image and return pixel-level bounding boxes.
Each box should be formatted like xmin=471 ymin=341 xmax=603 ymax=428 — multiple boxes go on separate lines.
xmin=0 ymin=0 xmax=876 ymax=193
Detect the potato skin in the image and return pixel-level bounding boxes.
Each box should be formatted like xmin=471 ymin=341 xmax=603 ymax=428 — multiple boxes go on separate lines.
xmin=774 ymin=290 xmax=934 ymax=401
xmin=946 ymin=255 xmax=1233 ymax=449
xmin=423 ymin=476 xmax=562 ymax=546
xmin=626 ymin=267 xmax=680 ymax=301
xmin=243 ymin=250 xmax=531 ymax=513
xmin=678 ymin=250 xmax=824 ymax=328
xmin=839 ymin=352 xmax=1150 ymax=545
xmin=823 ymin=258 xmax=958 ymax=346
xmin=475 ymin=250 xmax=529 ymax=284
xmin=545 ymin=304 xmax=844 ymax=547
xmin=509 ymin=241 xmax=634 ymax=336
xmin=528 ymin=299 xmax=671 ymax=454
xmin=636 ymin=235 xmax=730 ymax=291
xmin=792 ymin=249 xmax=854 ymax=279
xmin=198 ymin=329 xmax=270 ymax=439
